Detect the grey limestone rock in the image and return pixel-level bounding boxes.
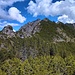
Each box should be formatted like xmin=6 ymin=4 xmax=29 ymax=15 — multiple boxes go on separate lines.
xmin=17 ymin=19 xmax=41 ymax=38
xmin=2 ymin=25 xmax=15 ymax=37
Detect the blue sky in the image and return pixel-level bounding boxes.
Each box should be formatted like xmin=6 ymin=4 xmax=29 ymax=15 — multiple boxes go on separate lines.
xmin=0 ymin=0 xmax=75 ymax=31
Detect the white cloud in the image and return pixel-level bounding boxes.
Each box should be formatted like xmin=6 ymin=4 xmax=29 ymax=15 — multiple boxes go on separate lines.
xmin=0 ymin=0 xmax=24 ymax=6
xmin=8 ymin=7 xmax=26 ymax=23
xmin=0 ymin=21 xmax=19 ymax=28
xmin=13 ymin=29 xmax=16 ymax=32
xmin=0 ymin=0 xmax=26 ymax=23
xmin=58 ymin=14 xmax=75 ymax=23
xmin=27 ymin=0 xmax=52 ymax=17
xmin=27 ymin=0 xmax=75 ymax=23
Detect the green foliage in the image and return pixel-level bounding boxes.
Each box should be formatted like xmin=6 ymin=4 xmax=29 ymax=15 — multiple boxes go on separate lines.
xmin=0 ymin=19 xmax=75 ymax=75
xmin=0 ymin=55 xmax=75 ymax=75
xmin=58 ymin=23 xmax=75 ymax=38
xmin=38 ymin=20 xmax=57 ymax=41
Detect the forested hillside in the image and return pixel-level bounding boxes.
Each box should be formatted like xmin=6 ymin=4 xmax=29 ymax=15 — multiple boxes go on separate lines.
xmin=0 ymin=18 xmax=75 ymax=75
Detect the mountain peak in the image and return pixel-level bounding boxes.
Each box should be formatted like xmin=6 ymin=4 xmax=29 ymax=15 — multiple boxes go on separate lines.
xmin=3 ymin=25 xmax=13 ymax=30
xmin=2 ymin=25 xmax=15 ymax=37
xmin=17 ymin=19 xmax=41 ymax=38
xmin=43 ymin=18 xmax=49 ymax=22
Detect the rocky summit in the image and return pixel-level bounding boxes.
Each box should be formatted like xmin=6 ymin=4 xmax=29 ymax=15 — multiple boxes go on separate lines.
xmin=2 ymin=25 xmax=15 ymax=37
xmin=17 ymin=19 xmax=41 ymax=38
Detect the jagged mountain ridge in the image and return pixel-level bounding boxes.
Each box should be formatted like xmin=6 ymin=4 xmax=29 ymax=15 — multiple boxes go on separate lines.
xmin=1 ymin=18 xmax=75 ymax=41
xmin=17 ymin=19 xmax=41 ymax=38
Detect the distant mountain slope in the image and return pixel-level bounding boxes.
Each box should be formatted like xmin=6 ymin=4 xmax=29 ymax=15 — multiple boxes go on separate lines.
xmin=0 ymin=18 xmax=75 ymax=61
xmin=0 ymin=18 xmax=75 ymax=75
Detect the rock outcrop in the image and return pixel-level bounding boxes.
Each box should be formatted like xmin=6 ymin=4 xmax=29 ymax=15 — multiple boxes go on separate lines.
xmin=17 ymin=19 xmax=41 ymax=38
xmin=2 ymin=25 xmax=15 ymax=37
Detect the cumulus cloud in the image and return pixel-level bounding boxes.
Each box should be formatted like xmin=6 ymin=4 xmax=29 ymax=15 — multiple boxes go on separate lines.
xmin=27 ymin=0 xmax=52 ymax=17
xmin=0 ymin=0 xmax=26 ymax=23
xmin=58 ymin=14 xmax=75 ymax=23
xmin=8 ymin=7 xmax=26 ymax=23
xmin=0 ymin=20 xmax=19 ymax=31
xmin=27 ymin=0 xmax=75 ymax=23
xmin=0 ymin=21 xmax=19 ymax=28
xmin=0 ymin=0 xmax=24 ymax=6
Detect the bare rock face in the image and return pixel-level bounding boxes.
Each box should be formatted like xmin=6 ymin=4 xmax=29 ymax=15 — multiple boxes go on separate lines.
xmin=17 ymin=19 xmax=41 ymax=38
xmin=2 ymin=25 xmax=15 ymax=37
